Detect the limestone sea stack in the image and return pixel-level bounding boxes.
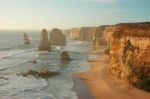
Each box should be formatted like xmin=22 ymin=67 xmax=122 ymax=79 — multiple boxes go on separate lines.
xmin=24 ymin=33 xmax=30 ymax=45
xmin=39 ymin=29 xmax=51 ymax=51
xmin=61 ymin=51 xmax=72 ymax=61
xmin=49 ymin=28 xmax=66 ymax=45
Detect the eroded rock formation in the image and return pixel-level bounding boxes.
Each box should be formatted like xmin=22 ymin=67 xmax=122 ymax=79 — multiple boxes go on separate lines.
xmin=109 ymin=22 xmax=150 ymax=90
xmin=24 ymin=33 xmax=30 ymax=45
xmin=39 ymin=29 xmax=51 ymax=51
xmin=61 ymin=51 xmax=72 ymax=61
xmin=18 ymin=70 xmax=59 ymax=78
xmin=49 ymin=28 xmax=66 ymax=45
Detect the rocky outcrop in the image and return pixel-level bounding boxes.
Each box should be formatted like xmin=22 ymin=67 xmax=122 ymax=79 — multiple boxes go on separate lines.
xmin=49 ymin=28 xmax=66 ymax=45
xmin=109 ymin=22 xmax=150 ymax=90
xmin=18 ymin=70 xmax=60 ymax=78
xmin=39 ymin=29 xmax=51 ymax=51
xmin=24 ymin=33 xmax=30 ymax=45
xmin=61 ymin=51 xmax=72 ymax=61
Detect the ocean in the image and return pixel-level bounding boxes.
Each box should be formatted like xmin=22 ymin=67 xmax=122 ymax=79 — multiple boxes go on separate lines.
xmin=0 ymin=31 xmax=96 ymax=99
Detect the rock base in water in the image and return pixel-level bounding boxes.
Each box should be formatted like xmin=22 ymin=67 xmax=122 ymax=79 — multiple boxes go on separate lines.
xmin=18 ymin=70 xmax=60 ymax=78
xmin=28 ymin=59 xmax=37 ymax=63
xmin=61 ymin=51 xmax=72 ymax=61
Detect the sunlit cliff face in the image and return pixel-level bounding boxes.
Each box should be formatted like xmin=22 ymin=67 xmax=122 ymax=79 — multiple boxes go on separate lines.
xmin=109 ymin=22 xmax=150 ymax=86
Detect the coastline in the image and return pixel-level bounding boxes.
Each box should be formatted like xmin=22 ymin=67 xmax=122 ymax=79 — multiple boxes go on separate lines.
xmin=77 ymin=47 xmax=150 ymax=99
xmin=72 ymin=76 xmax=94 ymax=99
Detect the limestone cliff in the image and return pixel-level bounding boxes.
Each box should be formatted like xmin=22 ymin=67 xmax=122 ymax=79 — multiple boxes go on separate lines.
xmin=69 ymin=28 xmax=81 ymax=40
xmin=79 ymin=27 xmax=96 ymax=41
xmin=102 ymin=25 xmax=115 ymax=45
xmin=65 ymin=27 xmax=95 ymax=41
xmin=39 ymin=29 xmax=51 ymax=51
xmin=49 ymin=28 xmax=66 ymax=45
xmin=92 ymin=26 xmax=108 ymax=46
xmin=65 ymin=26 xmax=108 ymax=46
xmin=109 ymin=22 xmax=150 ymax=89
xmin=24 ymin=33 xmax=30 ymax=45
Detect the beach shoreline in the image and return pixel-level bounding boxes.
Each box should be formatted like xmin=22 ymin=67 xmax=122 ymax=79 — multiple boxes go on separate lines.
xmin=77 ymin=46 xmax=150 ymax=99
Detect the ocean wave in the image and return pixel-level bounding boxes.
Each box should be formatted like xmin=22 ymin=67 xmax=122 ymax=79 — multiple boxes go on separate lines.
xmin=0 ymin=76 xmax=56 ymax=99
xmin=0 ymin=75 xmax=78 ymax=99
xmin=0 ymin=49 xmax=38 ymax=70
xmin=0 ymin=49 xmax=35 ymax=60
xmin=45 ymin=76 xmax=78 ymax=99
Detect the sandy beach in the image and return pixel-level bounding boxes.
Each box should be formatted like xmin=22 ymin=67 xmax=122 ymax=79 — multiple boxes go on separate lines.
xmin=78 ymin=47 xmax=150 ymax=99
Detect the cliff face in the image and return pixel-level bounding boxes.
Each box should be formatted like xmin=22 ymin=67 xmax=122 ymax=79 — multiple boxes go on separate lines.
xmin=109 ymin=23 xmax=150 ymax=86
xmin=24 ymin=33 xmax=30 ymax=45
xmin=79 ymin=27 xmax=96 ymax=41
xmin=66 ymin=27 xmax=95 ymax=41
xmin=65 ymin=26 xmax=108 ymax=46
xmin=49 ymin=28 xmax=66 ymax=45
xmin=102 ymin=25 xmax=115 ymax=45
xmin=69 ymin=28 xmax=81 ymax=40
xmin=92 ymin=26 xmax=108 ymax=46
xmin=39 ymin=29 xmax=51 ymax=51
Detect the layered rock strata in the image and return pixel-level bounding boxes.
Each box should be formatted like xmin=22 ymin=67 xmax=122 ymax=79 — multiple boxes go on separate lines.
xmin=65 ymin=26 xmax=108 ymax=46
xmin=109 ymin=22 xmax=150 ymax=88
xmin=92 ymin=26 xmax=108 ymax=46
xmin=65 ymin=27 xmax=95 ymax=41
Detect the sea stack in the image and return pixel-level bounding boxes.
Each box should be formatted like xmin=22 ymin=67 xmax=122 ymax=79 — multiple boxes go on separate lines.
xmin=24 ymin=33 xmax=30 ymax=45
xmin=61 ymin=51 xmax=72 ymax=61
xmin=49 ymin=28 xmax=66 ymax=45
xmin=39 ymin=29 xmax=51 ymax=51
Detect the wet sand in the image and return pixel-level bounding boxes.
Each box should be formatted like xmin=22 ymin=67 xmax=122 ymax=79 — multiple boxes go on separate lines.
xmin=77 ymin=47 xmax=150 ymax=99
xmin=72 ymin=76 xmax=94 ymax=99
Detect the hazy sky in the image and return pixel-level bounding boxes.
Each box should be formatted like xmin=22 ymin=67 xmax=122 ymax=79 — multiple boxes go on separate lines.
xmin=0 ymin=0 xmax=150 ymax=30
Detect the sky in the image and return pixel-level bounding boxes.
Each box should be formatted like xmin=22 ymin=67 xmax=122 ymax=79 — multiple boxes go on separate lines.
xmin=0 ymin=0 xmax=150 ymax=30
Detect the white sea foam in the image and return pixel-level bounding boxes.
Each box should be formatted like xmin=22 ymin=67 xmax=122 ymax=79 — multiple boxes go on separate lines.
xmin=88 ymin=54 xmax=99 ymax=60
xmin=55 ymin=46 xmax=61 ymax=50
xmin=0 ymin=49 xmax=40 ymax=70
xmin=0 ymin=75 xmax=78 ymax=99
xmin=77 ymin=41 xmax=82 ymax=44
xmin=0 ymin=76 xmax=47 ymax=95
xmin=77 ymin=61 xmax=91 ymax=72
xmin=0 ymin=76 xmax=56 ymax=99
xmin=0 ymin=50 xmax=24 ymax=60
